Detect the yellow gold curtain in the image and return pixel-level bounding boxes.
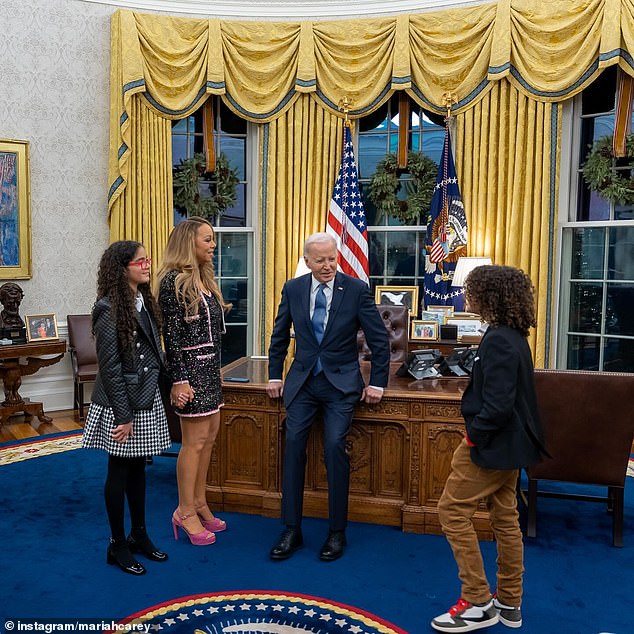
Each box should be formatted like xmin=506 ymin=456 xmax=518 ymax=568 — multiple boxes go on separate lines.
xmin=107 ymin=0 xmax=634 ymax=362
xmin=455 ymin=80 xmax=561 ymax=366
xmin=108 ymin=95 xmax=173 ymax=265
xmin=259 ymin=96 xmax=344 ymax=353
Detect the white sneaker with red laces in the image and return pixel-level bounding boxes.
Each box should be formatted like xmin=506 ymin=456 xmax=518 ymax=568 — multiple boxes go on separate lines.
xmin=431 ymin=597 xmax=499 ymax=632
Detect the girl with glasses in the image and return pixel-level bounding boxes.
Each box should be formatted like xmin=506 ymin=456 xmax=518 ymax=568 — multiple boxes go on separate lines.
xmin=82 ymin=241 xmax=171 ymax=575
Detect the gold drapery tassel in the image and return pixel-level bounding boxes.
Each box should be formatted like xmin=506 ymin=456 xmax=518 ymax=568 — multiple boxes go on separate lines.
xmin=613 ymin=69 xmax=634 ymax=158
xmin=203 ymin=97 xmax=216 ymax=172
xmin=338 ymin=95 xmax=351 ymax=128
xmin=397 ymin=92 xmax=410 ymax=169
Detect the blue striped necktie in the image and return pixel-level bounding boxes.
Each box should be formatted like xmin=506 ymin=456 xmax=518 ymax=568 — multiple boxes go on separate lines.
xmin=312 ymin=283 xmax=327 ymax=374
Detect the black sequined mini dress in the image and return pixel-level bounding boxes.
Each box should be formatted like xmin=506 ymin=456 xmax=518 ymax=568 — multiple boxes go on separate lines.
xmin=159 ymin=270 xmax=225 ymax=418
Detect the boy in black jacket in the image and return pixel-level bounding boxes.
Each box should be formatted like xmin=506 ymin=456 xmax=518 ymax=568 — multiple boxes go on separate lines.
xmin=431 ymin=265 xmax=547 ymax=633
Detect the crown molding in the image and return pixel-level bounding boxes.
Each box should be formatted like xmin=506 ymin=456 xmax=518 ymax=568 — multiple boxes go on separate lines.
xmin=78 ymin=0 xmax=487 ymax=19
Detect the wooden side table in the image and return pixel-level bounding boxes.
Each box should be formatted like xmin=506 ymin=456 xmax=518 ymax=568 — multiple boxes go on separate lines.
xmin=0 ymin=339 xmax=67 ymax=426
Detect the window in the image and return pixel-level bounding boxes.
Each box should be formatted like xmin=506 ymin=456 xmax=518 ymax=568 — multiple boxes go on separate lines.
xmin=357 ymin=95 xmax=444 ymax=309
xmin=560 ymin=67 xmax=634 ymax=371
xmin=172 ymin=98 xmax=255 ymax=365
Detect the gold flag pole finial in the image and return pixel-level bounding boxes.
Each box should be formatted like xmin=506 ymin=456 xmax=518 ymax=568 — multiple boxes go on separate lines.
xmin=442 ymin=91 xmax=458 ymax=121
xmin=338 ymin=96 xmax=352 ymax=127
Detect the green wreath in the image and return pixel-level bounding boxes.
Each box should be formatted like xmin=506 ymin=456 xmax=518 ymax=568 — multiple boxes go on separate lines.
xmin=582 ymin=134 xmax=634 ymax=204
xmin=368 ymin=152 xmax=438 ymax=223
xmin=173 ymin=152 xmax=239 ymax=218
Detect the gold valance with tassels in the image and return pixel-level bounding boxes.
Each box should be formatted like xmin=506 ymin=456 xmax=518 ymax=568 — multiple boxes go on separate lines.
xmin=109 ymin=0 xmax=634 ymax=208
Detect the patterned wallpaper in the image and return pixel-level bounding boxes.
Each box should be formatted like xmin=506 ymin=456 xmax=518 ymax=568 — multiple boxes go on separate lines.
xmin=0 ymin=0 xmax=115 ymax=409
xmin=1 ymin=0 xmax=113 ymax=319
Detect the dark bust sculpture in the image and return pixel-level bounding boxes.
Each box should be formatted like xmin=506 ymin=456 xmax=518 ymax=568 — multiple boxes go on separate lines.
xmin=0 ymin=282 xmax=25 ymax=329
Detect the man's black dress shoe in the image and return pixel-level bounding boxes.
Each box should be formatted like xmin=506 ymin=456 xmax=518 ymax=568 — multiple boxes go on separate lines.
xmin=319 ymin=530 xmax=346 ymax=561
xmin=270 ymin=527 xmax=303 ymax=560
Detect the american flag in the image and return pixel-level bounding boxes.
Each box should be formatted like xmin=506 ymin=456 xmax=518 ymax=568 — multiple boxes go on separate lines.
xmin=326 ymin=125 xmax=369 ymax=284
xmin=423 ymin=126 xmax=468 ymax=310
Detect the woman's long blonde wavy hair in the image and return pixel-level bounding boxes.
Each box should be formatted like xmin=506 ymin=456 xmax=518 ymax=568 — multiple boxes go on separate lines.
xmin=154 ymin=216 xmax=231 ymax=317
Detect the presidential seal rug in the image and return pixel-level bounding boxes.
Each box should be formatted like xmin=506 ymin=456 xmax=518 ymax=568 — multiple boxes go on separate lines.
xmin=120 ymin=591 xmax=406 ymax=634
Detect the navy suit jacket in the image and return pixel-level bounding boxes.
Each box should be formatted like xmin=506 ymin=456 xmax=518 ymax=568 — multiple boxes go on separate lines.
xmin=268 ymin=272 xmax=390 ymax=408
xmin=461 ymin=325 xmax=547 ymax=470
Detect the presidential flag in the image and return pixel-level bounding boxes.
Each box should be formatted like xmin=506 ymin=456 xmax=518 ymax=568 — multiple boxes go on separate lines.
xmin=326 ymin=125 xmax=369 ymax=284
xmin=423 ymin=126 xmax=467 ymax=310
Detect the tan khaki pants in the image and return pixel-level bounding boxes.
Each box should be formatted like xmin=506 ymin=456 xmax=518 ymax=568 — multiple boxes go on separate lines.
xmin=438 ymin=439 xmax=524 ymax=607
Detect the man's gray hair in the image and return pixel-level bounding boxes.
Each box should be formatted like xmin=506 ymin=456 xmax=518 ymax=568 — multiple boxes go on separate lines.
xmin=303 ymin=232 xmax=336 ymax=255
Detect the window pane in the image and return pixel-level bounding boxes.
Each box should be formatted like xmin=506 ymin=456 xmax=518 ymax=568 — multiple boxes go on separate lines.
xmin=420 ymin=130 xmax=444 ymax=164
xmin=581 ymin=66 xmax=616 ymax=115
xmin=566 ymin=335 xmax=600 ymax=370
xmin=606 ymin=283 xmax=634 ymax=335
xmin=220 ymin=233 xmax=248 ymax=276
xmin=221 ymin=279 xmax=249 ymax=324
xmin=219 ymin=183 xmax=246 ymax=227
xmin=569 ymin=282 xmax=603 ymax=332
xmin=576 ymin=182 xmax=611 ymax=221
xmin=608 ymin=226 xmax=634 ymax=279
xmin=358 ymin=134 xmax=387 ymax=178
xmin=369 ymin=231 xmax=386 ymax=277
xmin=386 ymin=231 xmax=417 ymax=280
xmin=220 ymin=136 xmax=246 ymax=180
xmin=172 ymin=136 xmax=187 ymax=165
xmin=603 ymin=337 xmax=634 ymax=372
xmin=360 ymin=182 xmax=382 ymax=226
xmin=570 ymin=227 xmax=605 ymax=279
xmin=221 ymin=324 xmax=247 ymax=366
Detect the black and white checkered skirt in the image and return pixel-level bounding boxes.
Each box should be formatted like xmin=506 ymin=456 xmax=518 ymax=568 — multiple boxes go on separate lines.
xmin=82 ymin=388 xmax=171 ymax=458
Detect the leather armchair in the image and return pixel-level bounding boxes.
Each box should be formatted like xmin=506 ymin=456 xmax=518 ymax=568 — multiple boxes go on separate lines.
xmin=527 ymin=368 xmax=634 ymax=547
xmin=357 ymin=304 xmax=409 ymax=364
xmin=67 ymin=314 xmax=98 ymax=420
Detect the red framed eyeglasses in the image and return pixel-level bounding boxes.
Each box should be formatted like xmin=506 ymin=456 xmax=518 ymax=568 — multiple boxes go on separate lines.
xmin=128 ymin=258 xmax=152 ymax=268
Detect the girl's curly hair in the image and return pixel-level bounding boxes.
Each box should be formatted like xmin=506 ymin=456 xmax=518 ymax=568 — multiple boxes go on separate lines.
xmin=464 ymin=265 xmax=536 ymax=337
xmin=95 ymin=240 xmax=162 ymax=351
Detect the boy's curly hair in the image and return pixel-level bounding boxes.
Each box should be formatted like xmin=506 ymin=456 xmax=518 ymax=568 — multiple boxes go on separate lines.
xmin=95 ymin=241 xmax=162 ymax=351
xmin=464 ymin=265 xmax=536 ymax=337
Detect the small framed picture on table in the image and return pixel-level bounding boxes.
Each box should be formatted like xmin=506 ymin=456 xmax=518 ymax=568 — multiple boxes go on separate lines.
xmin=25 ymin=313 xmax=59 ymax=342
xmin=410 ymin=320 xmax=439 ymax=341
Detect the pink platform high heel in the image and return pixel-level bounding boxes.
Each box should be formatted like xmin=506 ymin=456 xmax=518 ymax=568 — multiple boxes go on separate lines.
xmin=198 ymin=514 xmax=227 ymax=533
xmin=171 ymin=511 xmax=216 ymax=546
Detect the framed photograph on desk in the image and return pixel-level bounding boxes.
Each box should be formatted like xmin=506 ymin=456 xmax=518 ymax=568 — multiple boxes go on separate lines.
xmin=446 ymin=316 xmax=482 ymax=338
xmin=25 ymin=313 xmax=59 ymax=342
xmin=411 ymin=320 xmax=438 ymax=341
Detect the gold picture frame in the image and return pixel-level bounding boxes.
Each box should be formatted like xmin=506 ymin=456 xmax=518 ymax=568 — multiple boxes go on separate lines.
xmin=0 ymin=139 xmax=31 ymax=279
xmin=411 ymin=320 xmax=438 ymax=341
xmin=446 ymin=316 xmax=483 ymax=338
xmin=375 ymin=285 xmax=419 ymax=318
xmin=426 ymin=304 xmax=454 ymax=317
xmin=25 ymin=314 xmax=59 ymax=342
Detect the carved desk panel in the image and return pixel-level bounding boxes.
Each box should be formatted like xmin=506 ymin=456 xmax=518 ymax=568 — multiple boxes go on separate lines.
xmin=210 ymin=357 xmax=492 ymax=540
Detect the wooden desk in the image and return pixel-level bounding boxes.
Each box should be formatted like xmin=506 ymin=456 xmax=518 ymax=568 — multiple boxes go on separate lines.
xmin=0 ymin=340 xmax=67 ymax=426
xmin=212 ymin=357 xmax=492 ymax=539
xmin=408 ymin=339 xmax=480 ymax=356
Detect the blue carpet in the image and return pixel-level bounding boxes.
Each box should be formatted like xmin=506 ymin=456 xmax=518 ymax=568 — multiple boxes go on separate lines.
xmin=0 ymin=435 xmax=633 ymax=634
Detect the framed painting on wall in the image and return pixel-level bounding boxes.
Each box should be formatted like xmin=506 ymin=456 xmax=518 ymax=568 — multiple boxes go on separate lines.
xmin=0 ymin=139 xmax=31 ymax=279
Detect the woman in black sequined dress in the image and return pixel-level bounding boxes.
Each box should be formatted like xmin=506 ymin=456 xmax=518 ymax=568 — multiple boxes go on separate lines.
xmin=156 ymin=217 xmax=231 ymax=546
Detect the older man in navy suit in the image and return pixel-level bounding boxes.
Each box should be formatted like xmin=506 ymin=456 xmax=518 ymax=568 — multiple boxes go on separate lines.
xmin=267 ymin=232 xmax=390 ymax=561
